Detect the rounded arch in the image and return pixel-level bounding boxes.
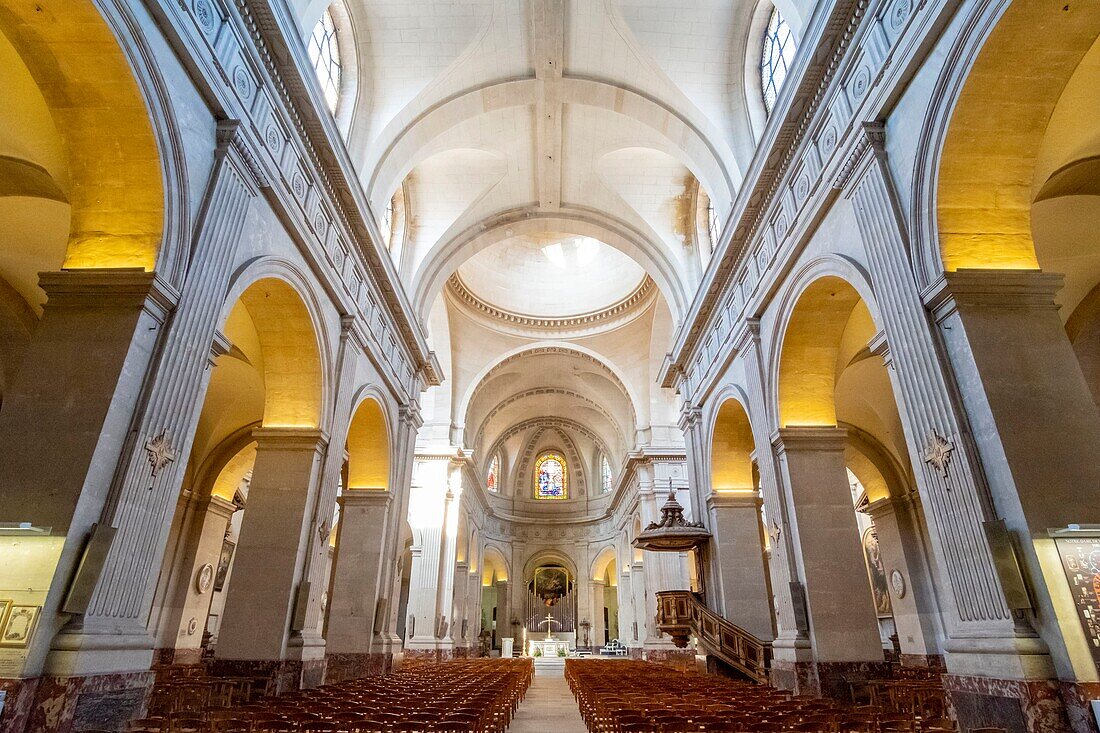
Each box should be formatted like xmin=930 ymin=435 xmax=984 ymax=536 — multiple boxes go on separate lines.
xmin=766 ymin=258 xmax=880 ymax=429
xmin=522 ymin=548 xmax=578 ymax=582
xmin=842 ymin=422 xmax=911 ymax=505
xmin=457 ymin=342 xmax=644 ymax=439
xmin=533 ymin=450 xmax=569 ymax=500
xmin=411 ymin=209 xmax=689 ymax=323
xmin=190 ymin=422 xmax=261 ymax=502
xmin=710 ymin=394 xmax=757 ymax=493
xmin=481 ymin=544 xmax=510 ymax=585
xmin=918 ymin=0 xmax=1100 ymax=277
xmin=221 ymin=263 xmax=330 ymax=430
xmin=364 ymin=77 xmax=737 ymax=222
xmin=345 ymin=391 xmax=390 ymax=490
xmin=0 ymin=0 xmax=189 ymax=300
xmin=590 ymin=545 xmax=618 ymax=582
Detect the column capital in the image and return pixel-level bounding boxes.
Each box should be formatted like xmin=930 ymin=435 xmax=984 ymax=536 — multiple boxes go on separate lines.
xmin=39 ymin=269 xmax=180 ymax=320
xmin=772 ymin=426 xmax=847 ymax=453
xmin=251 ymin=427 xmax=328 ymax=451
xmin=922 ymin=269 xmax=1064 ymax=319
xmin=203 ymin=493 xmax=239 ymax=520
xmin=708 ymin=490 xmax=762 ymax=510
xmin=337 ymin=489 xmax=391 ymax=508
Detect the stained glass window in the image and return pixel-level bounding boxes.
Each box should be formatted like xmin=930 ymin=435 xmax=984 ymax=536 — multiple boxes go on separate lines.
xmin=600 ymin=456 xmax=613 ymax=494
xmin=534 ymin=453 xmax=567 ymax=499
xmin=761 ymin=7 xmax=796 ymax=114
xmin=308 ymin=9 xmax=342 ymax=114
xmin=487 ymin=454 xmax=499 ymax=492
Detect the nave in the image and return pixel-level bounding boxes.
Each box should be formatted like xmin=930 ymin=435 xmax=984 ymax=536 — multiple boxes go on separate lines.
xmin=121 ymin=658 xmax=962 ymax=733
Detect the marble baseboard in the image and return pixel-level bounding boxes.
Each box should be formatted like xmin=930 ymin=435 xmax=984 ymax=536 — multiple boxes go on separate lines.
xmin=0 ymin=678 xmax=39 ymax=733
xmin=210 ymin=659 xmax=307 ymax=696
xmin=644 ymin=649 xmax=695 ymax=670
xmin=943 ymin=674 xmax=1073 ymax=733
xmin=769 ymin=660 xmax=890 ymax=700
xmin=324 ymin=653 xmax=373 ymax=684
xmin=152 ymin=647 xmax=203 ymax=667
xmin=899 ymin=653 xmax=945 ymax=669
xmin=15 ymin=670 xmax=155 ymax=733
xmin=1061 ymin=681 xmax=1100 ymax=733
xmin=403 ymin=648 xmax=453 ymax=664
xmin=816 ymin=661 xmax=892 ymax=701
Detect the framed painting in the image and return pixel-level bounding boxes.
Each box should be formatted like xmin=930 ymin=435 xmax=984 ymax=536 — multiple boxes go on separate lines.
xmin=1 ymin=604 xmax=40 ymax=647
xmin=214 ymin=539 xmax=235 ymax=592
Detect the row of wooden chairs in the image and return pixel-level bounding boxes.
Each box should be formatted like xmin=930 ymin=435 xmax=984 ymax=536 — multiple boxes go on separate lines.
xmin=564 ymin=659 xmax=958 ymax=733
xmin=127 ymin=658 xmax=533 ymax=732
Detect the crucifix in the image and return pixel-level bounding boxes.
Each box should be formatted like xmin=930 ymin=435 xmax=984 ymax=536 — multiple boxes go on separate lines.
xmin=537 ymin=612 xmax=561 ymax=641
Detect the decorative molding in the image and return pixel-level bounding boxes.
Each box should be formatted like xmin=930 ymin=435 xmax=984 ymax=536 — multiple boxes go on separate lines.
xmin=921 ymin=430 xmax=954 ymax=480
xmin=447 ymin=273 xmax=655 ymax=332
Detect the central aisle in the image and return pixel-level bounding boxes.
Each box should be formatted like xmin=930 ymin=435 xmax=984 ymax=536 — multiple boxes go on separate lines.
xmin=507 ymin=663 xmax=588 ymax=733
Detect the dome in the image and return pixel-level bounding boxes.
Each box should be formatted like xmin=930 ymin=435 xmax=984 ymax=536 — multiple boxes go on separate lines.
xmin=456 ymin=234 xmax=646 ymax=318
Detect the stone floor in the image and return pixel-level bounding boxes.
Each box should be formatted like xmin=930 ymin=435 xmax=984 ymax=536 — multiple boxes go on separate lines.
xmin=507 ymin=665 xmax=588 ymax=733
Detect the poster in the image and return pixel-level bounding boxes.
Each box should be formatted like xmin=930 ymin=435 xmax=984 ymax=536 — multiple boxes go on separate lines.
xmin=1054 ymin=536 xmax=1100 ymax=668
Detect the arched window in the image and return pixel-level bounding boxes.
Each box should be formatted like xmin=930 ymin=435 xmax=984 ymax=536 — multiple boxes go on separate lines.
xmin=760 ymin=7 xmax=796 ymax=114
xmin=534 ymin=453 xmax=568 ymax=500
xmin=600 ymin=456 xmax=613 ymax=494
xmin=487 ymin=454 xmax=500 ymax=493
xmin=308 ymin=9 xmax=342 ymax=114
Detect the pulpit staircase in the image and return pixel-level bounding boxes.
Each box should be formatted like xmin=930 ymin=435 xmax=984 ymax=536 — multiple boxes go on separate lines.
xmin=655 ymin=590 xmax=772 ymax=684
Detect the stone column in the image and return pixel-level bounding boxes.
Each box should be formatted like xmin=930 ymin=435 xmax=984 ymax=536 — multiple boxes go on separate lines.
xmin=865 ymin=495 xmax=942 ymax=665
xmin=155 ymin=494 xmax=237 ymax=665
xmin=46 ymin=122 xmax=266 ymax=682
xmin=325 ymin=490 xmax=391 ymax=682
xmin=708 ymin=491 xmax=773 ymax=641
xmin=590 ymin=579 xmax=606 ymax=649
xmin=618 ymin=570 xmax=632 ymax=647
xmin=467 ymin=572 xmax=483 ymax=653
xmin=495 ymin=579 xmax=510 ymax=651
xmin=214 ymin=428 xmax=327 ymax=693
xmin=0 ymin=269 xmax=177 ymax=683
xmin=403 ymin=456 xmax=459 ymax=661
xmin=451 ymin=560 xmax=470 ymax=655
xmin=381 ymin=405 xmax=421 ymax=670
xmin=845 ymin=126 xmax=1079 ymax=729
xmin=736 ymin=324 xmax=813 ymax=681
xmin=773 ymin=427 xmax=885 ymax=696
xmin=680 ymin=404 xmax=724 ymax=607
xmin=629 ymin=561 xmax=646 ymax=655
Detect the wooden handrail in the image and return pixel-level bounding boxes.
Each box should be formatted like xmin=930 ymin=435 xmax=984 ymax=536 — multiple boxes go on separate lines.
xmin=655 ymin=590 xmax=772 ymax=684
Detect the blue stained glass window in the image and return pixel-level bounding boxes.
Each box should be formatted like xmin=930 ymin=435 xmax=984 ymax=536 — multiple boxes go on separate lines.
xmin=535 ymin=453 xmax=567 ymax=499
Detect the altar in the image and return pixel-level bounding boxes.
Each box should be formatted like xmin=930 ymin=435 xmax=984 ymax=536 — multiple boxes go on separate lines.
xmin=530 ymin=639 xmax=570 ymax=657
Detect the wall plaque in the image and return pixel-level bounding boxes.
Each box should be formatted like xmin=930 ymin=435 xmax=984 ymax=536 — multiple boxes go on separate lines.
xmin=1054 ymin=536 xmax=1100 ymax=668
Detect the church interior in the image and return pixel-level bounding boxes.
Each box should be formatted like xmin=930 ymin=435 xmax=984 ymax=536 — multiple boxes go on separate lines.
xmin=1 ymin=0 xmax=1100 ymax=730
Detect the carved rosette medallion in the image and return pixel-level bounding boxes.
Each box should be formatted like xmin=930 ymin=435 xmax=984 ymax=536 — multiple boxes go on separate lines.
xmin=921 ymin=430 xmax=955 ymax=480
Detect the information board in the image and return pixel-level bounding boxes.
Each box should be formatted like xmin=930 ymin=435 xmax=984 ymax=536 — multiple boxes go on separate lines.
xmin=1054 ymin=536 xmax=1100 ymax=668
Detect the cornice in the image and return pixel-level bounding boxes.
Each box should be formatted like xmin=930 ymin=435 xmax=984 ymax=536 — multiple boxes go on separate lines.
xmin=446 ymin=273 xmax=656 ymax=335
xmin=663 ymin=0 xmax=870 ymax=387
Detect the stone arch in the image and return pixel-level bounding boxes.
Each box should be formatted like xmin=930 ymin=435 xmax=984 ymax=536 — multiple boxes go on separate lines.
xmin=522 ymin=548 xmax=578 ymax=583
xmin=222 ymin=260 xmax=333 ymax=430
xmin=767 ymin=259 xmax=880 ymax=429
xmin=709 ymin=394 xmax=757 ymax=493
xmin=411 ymin=208 xmax=689 ymax=324
xmin=459 ymin=342 xmax=643 ymax=438
xmin=345 ymin=391 xmax=391 ymax=490
xmin=481 ymin=545 xmax=511 ymax=585
xmin=590 ymin=546 xmax=618 ymax=582
xmin=919 ymin=0 xmax=1100 ymax=277
xmin=0 ymin=0 xmax=172 ymax=284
